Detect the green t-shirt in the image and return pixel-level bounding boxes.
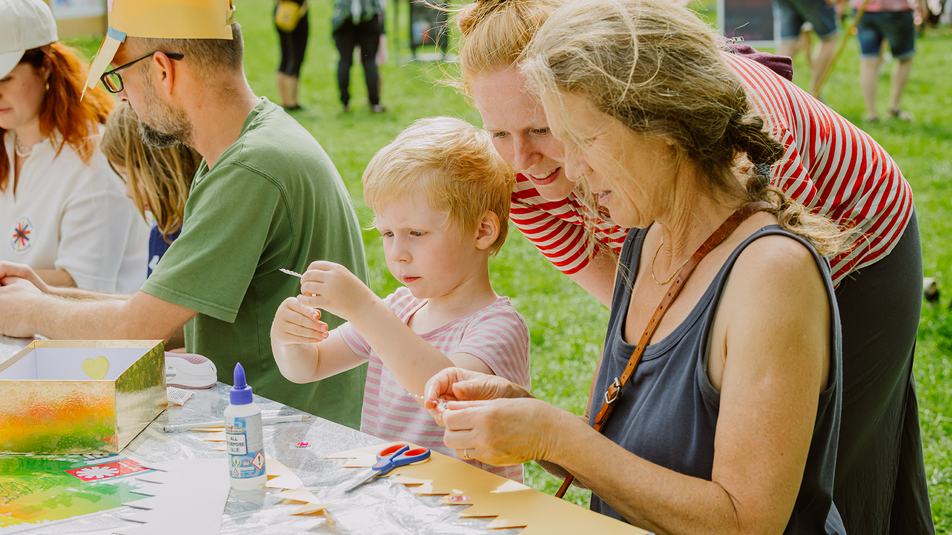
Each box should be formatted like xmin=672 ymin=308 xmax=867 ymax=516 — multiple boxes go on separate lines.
xmin=141 ymin=99 xmax=368 ymax=428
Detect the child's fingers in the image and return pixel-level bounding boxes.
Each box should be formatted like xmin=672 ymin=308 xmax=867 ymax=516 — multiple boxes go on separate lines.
xmin=306 ymin=260 xmax=338 ymax=273
xmin=296 ymin=293 xmax=323 ymax=310
xmin=275 ymin=299 xmax=327 ymax=339
xmin=299 ymin=281 xmax=322 ymax=298
xmin=276 ymin=317 xmax=328 ymax=343
xmin=285 ymin=295 xmax=320 ymax=320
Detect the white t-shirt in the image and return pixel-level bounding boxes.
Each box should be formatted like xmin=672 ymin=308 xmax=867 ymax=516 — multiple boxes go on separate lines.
xmin=1 ymin=130 xmax=149 ymax=293
xmin=339 ymin=287 xmax=531 ymax=481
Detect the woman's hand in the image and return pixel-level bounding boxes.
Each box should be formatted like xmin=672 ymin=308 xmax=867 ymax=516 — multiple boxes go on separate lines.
xmin=296 ymin=261 xmax=377 ymax=323
xmin=423 ymin=367 xmax=531 ymax=425
xmin=440 ymin=398 xmax=572 ymax=467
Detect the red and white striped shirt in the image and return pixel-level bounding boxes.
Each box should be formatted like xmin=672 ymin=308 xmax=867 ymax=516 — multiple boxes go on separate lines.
xmin=509 ymin=52 xmax=913 ymax=287
xmin=509 ymin=182 xmax=628 ymax=274
xmin=338 ymin=287 xmax=531 ymax=481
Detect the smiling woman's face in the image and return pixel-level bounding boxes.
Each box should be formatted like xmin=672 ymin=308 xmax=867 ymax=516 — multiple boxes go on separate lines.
xmin=471 ymin=68 xmax=576 ymax=202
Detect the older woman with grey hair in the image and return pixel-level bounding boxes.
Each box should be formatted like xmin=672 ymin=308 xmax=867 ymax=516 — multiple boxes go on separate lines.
xmin=425 ymin=0 xmax=856 ymax=532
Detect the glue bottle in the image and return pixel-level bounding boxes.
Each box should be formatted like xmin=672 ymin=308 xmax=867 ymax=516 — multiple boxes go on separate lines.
xmin=225 ymin=363 xmax=266 ymax=489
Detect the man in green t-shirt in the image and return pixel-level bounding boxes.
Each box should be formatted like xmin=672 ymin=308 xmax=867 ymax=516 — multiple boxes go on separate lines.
xmin=0 ymin=8 xmax=368 ymax=427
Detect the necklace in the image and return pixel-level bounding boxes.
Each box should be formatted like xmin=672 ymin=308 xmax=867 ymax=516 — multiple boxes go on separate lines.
xmin=650 ymin=238 xmax=693 ymax=286
xmin=14 ymin=135 xmax=34 ymax=158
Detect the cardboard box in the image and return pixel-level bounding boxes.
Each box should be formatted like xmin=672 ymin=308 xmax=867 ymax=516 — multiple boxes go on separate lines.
xmin=0 ymin=340 xmax=167 ymax=454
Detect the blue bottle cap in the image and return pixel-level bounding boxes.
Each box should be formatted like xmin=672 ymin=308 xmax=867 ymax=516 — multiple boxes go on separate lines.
xmin=230 ymin=363 xmax=253 ymax=405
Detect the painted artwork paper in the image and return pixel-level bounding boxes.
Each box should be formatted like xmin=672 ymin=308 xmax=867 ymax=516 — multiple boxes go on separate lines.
xmin=0 ymin=454 xmax=150 ymax=532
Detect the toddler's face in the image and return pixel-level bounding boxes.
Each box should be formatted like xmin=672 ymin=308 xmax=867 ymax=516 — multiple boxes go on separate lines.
xmin=374 ymin=193 xmax=485 ymax=301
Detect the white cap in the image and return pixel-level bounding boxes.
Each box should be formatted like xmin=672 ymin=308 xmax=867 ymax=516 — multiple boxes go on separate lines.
xmin=0 ymin=0 xmax=59 ymax=78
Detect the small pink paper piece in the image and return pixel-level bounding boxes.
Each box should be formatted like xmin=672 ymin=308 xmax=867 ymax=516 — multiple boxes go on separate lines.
xmin=294 ymin=441 xmax=311 ymax=449
xmin=439 ymin=489 xmax=472 ymax=505
xmin=67 ymin=458 xmax=150 ymax=482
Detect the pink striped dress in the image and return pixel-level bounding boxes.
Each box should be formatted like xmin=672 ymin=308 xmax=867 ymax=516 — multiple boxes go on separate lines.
xmin=509 ymin=52 xmax=914 ymax=287
xmin=338 ymin=287 xmax=531 ymax=481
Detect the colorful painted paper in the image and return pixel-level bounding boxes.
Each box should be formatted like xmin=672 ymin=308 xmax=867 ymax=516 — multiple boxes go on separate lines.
xmin=0 ymin=455 xmax=150 ymax=531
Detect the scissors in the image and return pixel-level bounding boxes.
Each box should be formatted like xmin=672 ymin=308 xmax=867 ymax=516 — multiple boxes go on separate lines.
xmin=344 ymin=444 xmax=431 ymax=492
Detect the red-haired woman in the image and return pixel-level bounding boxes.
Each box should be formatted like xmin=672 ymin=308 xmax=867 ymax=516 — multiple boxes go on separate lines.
xmin=0 ymin=0 xmax=148 ymax=293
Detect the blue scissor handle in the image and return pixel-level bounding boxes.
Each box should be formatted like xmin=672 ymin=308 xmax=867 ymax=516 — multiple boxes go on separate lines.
xmin=372 ymin=444 xmax=431 ymax=476
xmin=372 ymin=444 xmax=409 ymax=471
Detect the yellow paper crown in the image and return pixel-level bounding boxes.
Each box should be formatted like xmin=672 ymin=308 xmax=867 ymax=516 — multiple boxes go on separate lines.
xmin=83 ymin=0 xmax=236 ymax=97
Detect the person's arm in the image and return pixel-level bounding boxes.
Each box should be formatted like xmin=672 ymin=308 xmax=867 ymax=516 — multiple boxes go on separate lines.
xmin=509 ymin=190 xmax=620 ymax=307
xmin=294 ymin=261 xmax=495 ymax=395
xmin=1 ymin=261 xmax=128 ymax=301
xmin=436 ymin=237 xmax=832 ymax=534
xmin=564 ymin=244 xmax=617 ymax=307
xmin=0 ymin=276 xmax=197 ymax=342
xmin=165 ymin=325 xmax=186 ymax=350
xmin=270 ymin=297 xmax=366 ymax=382
xmin=35 ymin=269 xmax=76 ymax=288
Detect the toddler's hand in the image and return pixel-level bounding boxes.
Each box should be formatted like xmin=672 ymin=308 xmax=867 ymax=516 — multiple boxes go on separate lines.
xmin=271 ymin=297 xmax=328 ymax=346
xmin=297 ymin=261 xmax=376 ymax=322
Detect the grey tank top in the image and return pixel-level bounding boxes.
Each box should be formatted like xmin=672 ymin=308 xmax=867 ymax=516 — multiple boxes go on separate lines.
xmin=589 ymin=225 xmax=846 ymax=534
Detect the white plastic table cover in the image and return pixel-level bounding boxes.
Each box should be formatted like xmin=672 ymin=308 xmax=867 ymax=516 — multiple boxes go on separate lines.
xmin=0 ymin=343 xmax=527 ymax=535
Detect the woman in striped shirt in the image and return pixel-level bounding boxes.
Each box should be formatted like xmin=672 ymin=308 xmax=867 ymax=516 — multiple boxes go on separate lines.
xmin=455 ymin=0 xmax=932 ymax=533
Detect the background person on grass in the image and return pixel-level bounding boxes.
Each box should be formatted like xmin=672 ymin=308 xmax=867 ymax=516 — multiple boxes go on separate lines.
xmin=453 ymin=1 xmax=932 ymax=533
xmin=0 ymin=0 xmax=148 ymax=294
xmin=427 ymin=1 xmax=849 ymax=531
xmin=0 ymin=0 xmax=369 ymax=427
xmin=332 ymin=0 xmax=385 ymax=113
xmin=773 ymin=0 xmax=839 ymax=98
xmin=274 ymin=0 xmax=308 ymax=111
xmin=853 ymin=0 xmax=918 ymax=122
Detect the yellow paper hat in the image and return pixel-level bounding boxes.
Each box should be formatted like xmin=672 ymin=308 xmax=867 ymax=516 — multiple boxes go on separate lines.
xmin=83 ymin=0 xmax=236 ymax=97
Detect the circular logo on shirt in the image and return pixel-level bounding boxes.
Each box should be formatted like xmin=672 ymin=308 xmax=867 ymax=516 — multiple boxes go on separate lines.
xmin=10 ymin=217 xmax=34 ymax=253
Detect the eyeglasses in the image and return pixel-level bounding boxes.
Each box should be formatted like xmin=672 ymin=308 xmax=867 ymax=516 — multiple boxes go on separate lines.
xmin=99 ymin=51 xmax=185 ymax=93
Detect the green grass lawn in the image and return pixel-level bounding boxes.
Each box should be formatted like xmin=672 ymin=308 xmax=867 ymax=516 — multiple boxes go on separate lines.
xmin=66 ymin=0 xmax=952 ymax=526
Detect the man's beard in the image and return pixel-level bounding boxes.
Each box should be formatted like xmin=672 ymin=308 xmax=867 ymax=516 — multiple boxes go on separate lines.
xmin=135 ymin=80 xmax=194 ymax=149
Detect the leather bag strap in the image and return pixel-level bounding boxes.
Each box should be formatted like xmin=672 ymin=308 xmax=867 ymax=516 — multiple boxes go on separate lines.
xmin=555 ymin=201 xmax=771 ymax=498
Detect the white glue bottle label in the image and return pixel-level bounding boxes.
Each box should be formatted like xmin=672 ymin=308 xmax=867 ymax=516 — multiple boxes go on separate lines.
xmin=225 ymin=362 xmax=266 ymax=489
